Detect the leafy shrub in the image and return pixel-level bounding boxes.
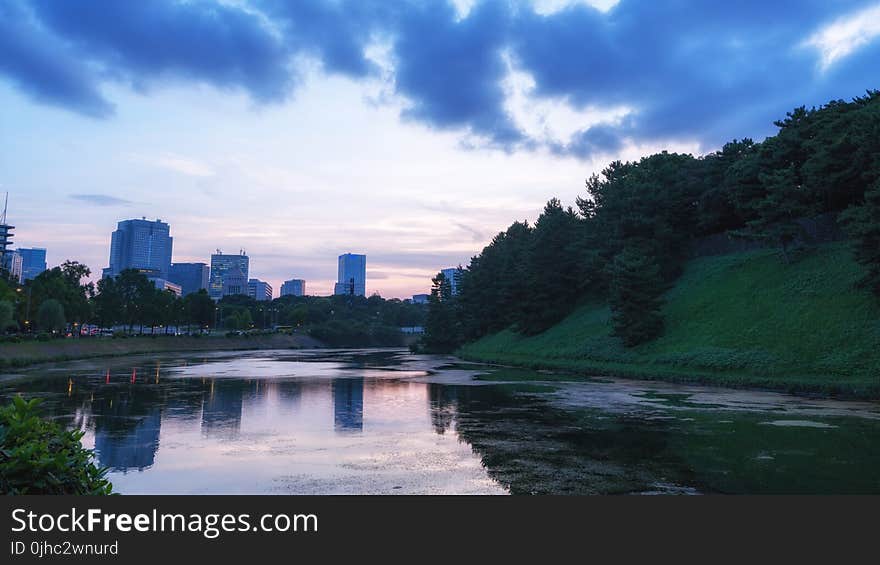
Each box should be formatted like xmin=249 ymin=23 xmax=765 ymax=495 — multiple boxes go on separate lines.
xmin=0 ymin=397 xmax=113 ymax=495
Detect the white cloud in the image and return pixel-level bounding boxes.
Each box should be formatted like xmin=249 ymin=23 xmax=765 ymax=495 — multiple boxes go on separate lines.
xmin=806 ymin=3 xmax=880 ymax=71
xmin=153 ymin=154 xmax=215 ymax=177
xmin=531 ymin=0 xmax=619 ymax=16
xmin=449 ymin=0 xmax=476 ymax=20
xmin=451 ymin=0 xmax=619 ymax=20
xmin=501 ymin=52 xmax=633 ymax=147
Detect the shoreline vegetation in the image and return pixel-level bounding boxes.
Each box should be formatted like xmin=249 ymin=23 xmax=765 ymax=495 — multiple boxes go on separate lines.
xmin=459 ymin=243 xmax=880 ymax=400
xmin=0 ymin=333 xmax=323 ymax=370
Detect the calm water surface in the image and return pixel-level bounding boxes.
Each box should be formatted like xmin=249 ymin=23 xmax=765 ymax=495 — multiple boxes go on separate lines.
xmin=1 ymin=348 xmax=878 ymax=494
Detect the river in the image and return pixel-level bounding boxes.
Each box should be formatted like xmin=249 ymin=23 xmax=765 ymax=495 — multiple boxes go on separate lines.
xmin=1 ymin=348 xmax=877 ymax=494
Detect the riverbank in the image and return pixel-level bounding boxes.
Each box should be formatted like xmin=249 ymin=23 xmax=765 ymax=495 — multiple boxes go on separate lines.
xmin=459 ymin=243 xmax=880 ymax=400
xmin=0 ymin=333 xmax=325 ymax=369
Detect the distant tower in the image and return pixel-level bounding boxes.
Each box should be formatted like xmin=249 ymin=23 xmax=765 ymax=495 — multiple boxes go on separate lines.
xmin=0 ymin=193 xmax=14 ymax=268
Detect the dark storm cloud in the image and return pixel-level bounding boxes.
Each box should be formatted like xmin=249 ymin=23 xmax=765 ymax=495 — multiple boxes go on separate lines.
xmin=28 ymin=0 xmax=293 ymax=102
xmin=0 ymin=1 xmax=113 ymax=117
xmin=1 ymin=0 xmax=877 ymax=156
xmin=390 ymin=0 xmax=522 ymax=144
xmin=509 ymin=0 xmax=877 ymax=151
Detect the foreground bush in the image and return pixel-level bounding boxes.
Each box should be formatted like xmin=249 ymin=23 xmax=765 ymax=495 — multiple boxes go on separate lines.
xmin=0 ymin=397 xmax=113 ymax=495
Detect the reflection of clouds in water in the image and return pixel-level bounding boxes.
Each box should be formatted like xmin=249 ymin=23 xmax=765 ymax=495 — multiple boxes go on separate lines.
xmin=5 ymin=349 xmax=501 ymax=494
xmin=6 ymin=348 xmax=879 ymax=494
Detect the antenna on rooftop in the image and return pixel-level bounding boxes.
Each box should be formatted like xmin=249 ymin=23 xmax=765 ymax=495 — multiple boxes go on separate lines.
xmin=1 ymin=192 xmax=7 ymax=225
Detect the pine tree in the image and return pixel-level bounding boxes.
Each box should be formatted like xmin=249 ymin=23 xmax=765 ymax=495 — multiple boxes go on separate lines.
xmin=841 ymin=180 xmax=880 ymax=298
xmin=608 ymin=246 xmax=665 ymax=346
xmin=737 ymin=165 xmax=811 ymax=263
xmin=421 ymin=272 xmax=461 ymax=352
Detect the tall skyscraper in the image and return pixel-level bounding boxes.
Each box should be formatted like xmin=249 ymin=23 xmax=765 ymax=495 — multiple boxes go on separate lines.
xmin=441 ymin=267 xmax=463 ymax=296
xmin=17 ymin=248 xmax=47 ymax=281
xmin=209 ymin=251 xmax=249 ymax=300
xmin=168 ymin=262 xmax=210 ymax=296
xmin=334 ymin=253 xmax=366 ymax=297
xmin=247 ymin=279 xmax=273 ymax=301
xmin=102 ymin=218 xmax=173 ymax=279
xmin=280 ymin=279 xmax=306 ymax=297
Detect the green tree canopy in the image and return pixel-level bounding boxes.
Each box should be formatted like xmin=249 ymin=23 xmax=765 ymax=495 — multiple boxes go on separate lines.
xmin=0 ymin=300 xmax=15 ymax=333
xmin=36 ymin=299 xmax=65 ymax=333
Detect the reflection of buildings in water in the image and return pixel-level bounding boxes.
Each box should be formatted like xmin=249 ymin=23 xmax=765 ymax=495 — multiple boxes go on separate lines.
xmin=427 ymin=383 xmax=458 ymax=435
xmin=201 ymin=379 xmax=244 ymax=439
xmin=332 ymin=378 xmax=364 ymax=432
xmin=276 ymin=381 xmax=303 ymax=405
xmin=93 ymin=409 xmax=161 ymax=472
xmin=242 ymin=379 xmax=267 ymax=404
xmin=161 ymin=387 xmax=205 ymax=423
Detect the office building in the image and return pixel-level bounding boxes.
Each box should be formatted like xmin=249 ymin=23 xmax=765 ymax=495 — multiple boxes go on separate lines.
xmin=280 ymin=278 xmax=306 ymax=297
xmin=102 ymin=218 xmax=173 ymax=279
xmin=441 ymin=267 xmax=463 ymax=296
xmin=412 ymin=294 xmax=429 ymax=304
xmin=152 ymin=278 xmax=182 ymax=297
xmin=168 ymin=262 xmax=209 ymax=296
xmin=2 ymin=250 xmax=22 ymax=283
xmin=209 ymin=251 xmax=249 ymax=300
xmin=247 ymin=279 xmax=273 ymax=301
xmin=333 ymin=253 xmax=366 ymax=297
xmin=222 ymin=266 xmax=248 ymax=297
xmin=18 ymin=247 xmax=47 ymax=281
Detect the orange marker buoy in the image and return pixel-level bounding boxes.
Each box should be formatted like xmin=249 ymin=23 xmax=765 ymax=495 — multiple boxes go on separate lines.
xmin=105 ymin=369 xmax=110 ymax=384
xmin=131 ymin=368 xmax=137 ymax=384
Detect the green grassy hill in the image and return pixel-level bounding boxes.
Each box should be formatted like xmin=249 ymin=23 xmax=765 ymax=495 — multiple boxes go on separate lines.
xmin=459 ymin=242 xmax=880 ymax=398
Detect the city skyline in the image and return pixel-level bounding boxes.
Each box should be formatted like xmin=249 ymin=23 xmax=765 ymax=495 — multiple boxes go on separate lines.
xmin=2 ymin=1 xmax=878 ymax=298
xmin=6 ymin=204 xmax=454 ymax=299
xmin=3 ymin=202 xmax=460 ymax=299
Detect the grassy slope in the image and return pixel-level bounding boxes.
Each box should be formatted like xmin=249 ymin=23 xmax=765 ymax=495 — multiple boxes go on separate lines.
xmin=459 ymin=243 xmax=880 ymax=398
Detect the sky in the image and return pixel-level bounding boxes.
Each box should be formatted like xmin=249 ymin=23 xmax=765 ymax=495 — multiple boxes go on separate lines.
xmin=1 ymin=0 xmax=878 ymax=298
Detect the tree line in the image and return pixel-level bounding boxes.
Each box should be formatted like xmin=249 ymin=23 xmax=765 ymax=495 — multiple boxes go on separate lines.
xmin=1 ymin=266 xmax=426 ymax=346
xmin=422 ymin=90 xmax=880 ymax=352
